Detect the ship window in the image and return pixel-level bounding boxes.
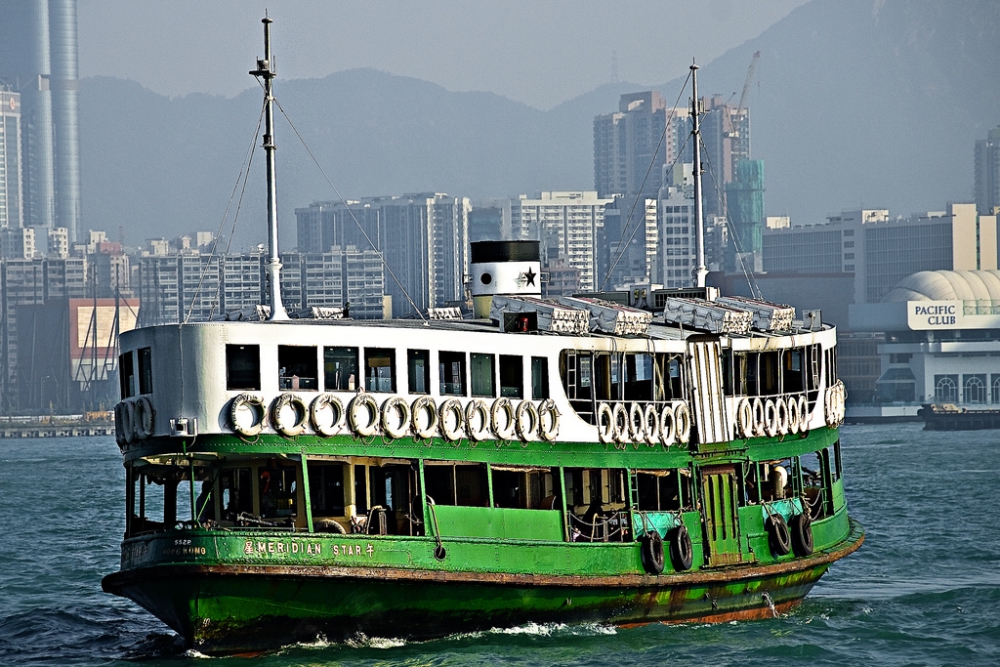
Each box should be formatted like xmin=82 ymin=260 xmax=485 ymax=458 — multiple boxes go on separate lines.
xmin=354 ymin=464 xmax=368 ymax=514
xmin=138 ymin=347 xmax=153 ymax=395
xmin=745 ymin=353 xmax=759 ymax=396
xmin=635 ymin=470 xmax=686 ymax=512
xmin=471 ymin=353 xmax=496 ymax=397
xmin=424 ymin=462 xmax=488 ymax=507
xmin=324 ymin=346 xmax=358 ymax=391
xmin=220 ymin=467 xmax=253 ymax=520
xmin=259 ymin=462 xmax=297 ymax=520
xmin=226 ymin=344 xmax=260 ymax=391
xmin=439 ymin=351 xmax=466 ymax=396
xmin=308 ymin=462 xmax=346 ymax=517
xmin=564 ymin=468 xmax=631 ymax=542
xmin=499 ymin=355 xmax=523 ymax=398
xmin=623 ymin=353 xmax=654 ymax=401
xmin=408 ymin=349 xmax=430 ymax=394
xmin=364 ymin=348 xmax=395 ymax=393
xmin=368 ymin=463 xmax=418 ymax=534
xmin=278 ymin=345 xmax=318 ymax=391
xmin=800 ymin=450 xmax=832 ymax=519
xmin=833 ymin=440 xmax=843 ymax=480
xmin=120 ymin=351 xmax=136 ymax=398
xmin=491 ymin=466 xmax=557 ymax=509
xmin=783 ymin=348 xmax=804 ymax=393
xmin=667 ymin=355 xmax=685 ymax=399
xmin=531 ymin=356 xmax=549 ymax=399
xmin=759 ymin=351 xmax=780 ymax=395
xmin=759 ymin=459 xmax=794 ymax=501
xmin=560 ymin=351 xmax=592 ymax=422
xmin=594 ymin=353 xmax=622 ymax=401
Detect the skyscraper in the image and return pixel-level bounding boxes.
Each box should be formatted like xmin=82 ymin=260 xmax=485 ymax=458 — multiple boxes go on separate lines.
xmin=975 ymin=126 xmax=1000 ymax=215
xmin=593 ymin=92 xmax=670 ymax=203
xmin=0 ymin=0 xmax=82 ymax=241
xmin=0 ymin=88 xmax=23 ymax=230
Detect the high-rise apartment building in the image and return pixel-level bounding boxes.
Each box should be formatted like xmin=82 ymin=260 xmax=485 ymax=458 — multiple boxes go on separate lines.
xmin=594 ymin=92 xmax=670 ymax=203
xmin=975 ymin=126 xmax=1000 ymax=215
xmin=0 ymin=88 xmax=23 ymax=230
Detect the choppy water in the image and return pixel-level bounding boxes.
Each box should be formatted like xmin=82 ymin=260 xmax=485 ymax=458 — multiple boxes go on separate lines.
xmin=2 ymin=423 xmax=999 ymax=666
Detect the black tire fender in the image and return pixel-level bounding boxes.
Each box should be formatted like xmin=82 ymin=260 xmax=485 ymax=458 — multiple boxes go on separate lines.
xmin=668 ymin=524 xmax=694 ymax=571
xmin=640 ymin=531 xmax=665 ymax=575
xmin=766 ymin=514 xmax=792 ymax=557
xmin=790 ymin=512 xmax=814 ymax=556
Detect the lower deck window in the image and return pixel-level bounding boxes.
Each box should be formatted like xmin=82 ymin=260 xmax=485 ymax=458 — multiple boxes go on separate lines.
xmin=491 ymin=466 xmax=557 ymax=509
xmin=635 ymin=470 xmax=687 ymax=512
xmin=424 ymin=462 xmax=488 ymax=507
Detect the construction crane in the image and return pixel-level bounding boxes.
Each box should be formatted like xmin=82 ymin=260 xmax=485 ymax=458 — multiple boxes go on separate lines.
xmin=736 ymin=50 xmax=761 ymax=119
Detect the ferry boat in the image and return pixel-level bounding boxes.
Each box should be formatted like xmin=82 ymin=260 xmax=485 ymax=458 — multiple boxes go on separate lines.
xmin=101 ymin=18 xmax=863 ymax=654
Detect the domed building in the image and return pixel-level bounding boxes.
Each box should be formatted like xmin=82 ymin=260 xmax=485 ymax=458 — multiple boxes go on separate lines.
xmin=850 ymin=270 xmax=1000 ymax=408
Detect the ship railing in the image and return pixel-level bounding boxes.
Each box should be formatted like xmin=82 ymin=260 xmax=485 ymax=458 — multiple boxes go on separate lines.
xmin=568 ymin=510 xmax=631 ymax=543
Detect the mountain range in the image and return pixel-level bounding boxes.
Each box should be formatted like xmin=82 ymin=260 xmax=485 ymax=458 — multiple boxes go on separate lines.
xmin=79 ymin=0 xmax=1000 ymax=249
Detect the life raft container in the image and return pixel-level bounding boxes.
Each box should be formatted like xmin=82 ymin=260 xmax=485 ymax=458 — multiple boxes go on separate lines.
xmin=381 ymin=396 xmax=411 ymax=439
xmin=230 ymin=393 xmax=265 ymax=437
xmin=310 ymin=393 xmax=344 ymax=436
xmin=271 ymin=393 xmax=308 ymax=437
xmin=348 ymin=393 xmax=380 ymax=437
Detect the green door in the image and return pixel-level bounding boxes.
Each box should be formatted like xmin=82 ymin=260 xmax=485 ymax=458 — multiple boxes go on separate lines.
xmin=700 ymin=465 xmax=743 ymax=566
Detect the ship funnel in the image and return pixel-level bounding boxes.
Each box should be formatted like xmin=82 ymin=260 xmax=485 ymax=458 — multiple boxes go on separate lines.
xmin=470 ymin=241 xmax=541 ymax=318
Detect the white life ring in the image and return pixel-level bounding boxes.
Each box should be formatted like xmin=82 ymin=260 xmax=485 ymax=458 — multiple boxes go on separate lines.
xmin=674 ymin=401 xmax=691 ymax=445
xmin=491 ymin=397 xmax=516 ymax=441
xmin=439 ymin=398 xmax=465 ymax=442
xmin=737 ymin=397 xmax=754 ymax=439
xmin=797 ymin=395 xmax=810 ymax=434
xmin=764 ymin=398 xmax=778 ymax=437
xmin=659 ymin=403 xmax=675 ymax=447
xmin=597 ymin=403 xmax=615 ymax=443
xmin=411 ymin=396 xmax=438 ymax=439
xmin=114 ymin=402 xmax=125 ymax=447
xmin=835 ymin=381 xmax=846 ymax=424
xmin=825 ymin=385 xmax=837 ymax=426
xmin=538 ymin=399 xmax=560 ymax=443
xmin=515 ymin=400 xmax=539 ymax=442
xmin=775 ymin=397 xmax=789 ymax=436
xmin=786 ymin=396 xmax=800 ymax=434
xmin=310 ymin=393 xmax=344 ymax=436
xmin=613 ymin=403 xmax=629 ymax=443
xmin=230 ymin=393 xmax=265 ymax=437
xmin=271 ymin=393 xmax=308 ymax=437
xmin=628 ymin=402 xmax=645 ymax=443
xmin=121 ymin=400 xmax=136 ymax=445
xmin=382 ymin=396 xmax=411 ymax=439
xmin=752 ymin=397 xmax=766 ymax=437
xmin=643 ymin=404 xmax=660 ymax=446
xmin=134 ymin=395 xmax=154 ymax=439
xmin=348 ymin=393 xmax=380 ymax=437
xmin=465 ymin=399 xmax=491 ymax=441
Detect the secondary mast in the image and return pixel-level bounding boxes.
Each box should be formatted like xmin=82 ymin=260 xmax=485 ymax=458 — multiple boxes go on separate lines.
xmin=690 ymin=61 xmax=707 ymax=289
xmin=250 ymin=15 xmax=288 ymax=320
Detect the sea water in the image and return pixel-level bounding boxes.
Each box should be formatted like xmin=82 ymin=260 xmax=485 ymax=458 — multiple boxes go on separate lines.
xmin=2 ymin=423 xmax=999 ymax=666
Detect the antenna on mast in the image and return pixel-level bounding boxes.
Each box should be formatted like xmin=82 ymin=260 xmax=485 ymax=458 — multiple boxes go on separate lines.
xmin=690 ymin=60 xmax=707 ymax=289
xmin=250 ymin=14 xmax=288 ymax=320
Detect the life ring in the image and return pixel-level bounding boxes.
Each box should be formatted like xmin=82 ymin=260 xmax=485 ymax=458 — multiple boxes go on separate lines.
xmin=230 ymin=393 xmax=265 ymax=437
xmin=612 ymin=403 xmax=629 ymax=444
xmin=515 ymin=400 xmax=539 ymax=442
xmin=659 ymin=403 xmax=676 ymax=447
xmin=775 ymin=397 xmax=789 ymax=436
xmin=348 ymin=393 xmax=380 ymax=437
xmin=465 ymin=399 xmax=491 ymax=442
xmin=790 ymin=512 xmax=814 ymax=556
xmin=382 ymin=396 xmax=411 ymax=439
xmin=786 ymin=396 xmax=800 ymax=434
xmin=134 ymin=395 xmax=154 ymax=439
xmin=825 ymin=385 xmax=837 ymax=426
xmin=271 ymin=393 xmax=308 ymax=437
xmin=411 ymin=396 xmax=438 ymax=440
xmin=310 ymin=393 xmax=344 ymax=436
xmin=752 ymin=397 xmax=766 ymax=437
xmin=668 ymin=524 xmax=693 ymax=571
xmin=119 ymin=400 xmax=135 ymax=445
xmin=597 ymin=403 xmax=615 ymax=444
xmin=766 ymin=514 xmax=792 ymax=556
xmin=538 ymin=399 xmax=560 ymax=443
xmin=439 ymin=399 xmax=465 ymax=442
xmin=835 ymin=382 xmax=846 ymax=423
xmin=628 ymin=402 xmax=645 ymax=443
xmin=643 ymin=404 xmax=660 ymax=446
xmin=674 ymin=402 xmax=691 ymax=445
xmin=797 ymin=395 xmax=810 ymax=434
xmin=640 ymin=530 xmax=665 ymax=575
xmin=764 ymin=399 xmax=778 ymax=437
xmin=113 ymin=402 xmax=125 ymax=447
xmin=737 ymin=397 xmax=754 ymax=439
xmin=491 ymin=397 xmax=516 ymax=441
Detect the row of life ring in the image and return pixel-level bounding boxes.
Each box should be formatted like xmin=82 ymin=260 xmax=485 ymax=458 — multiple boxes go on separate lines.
xmin=596 ymin=401 xmax=691 ymax=448
xmin=735 ymin=395 xmax=811 ymax=440
xmin=824 ymin=381 xmax=846 ymax=426
xmin=114 ymin=396 xmax=155 ymax=446
xmin=229 ymin=392 xmax=561 ymax=443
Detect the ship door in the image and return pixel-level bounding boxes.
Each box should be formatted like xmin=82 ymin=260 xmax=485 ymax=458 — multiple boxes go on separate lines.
xmin=699 ymin=464 xmax=743 ymax=566
xmin=687 ymin=340 xmax=730 ymax=446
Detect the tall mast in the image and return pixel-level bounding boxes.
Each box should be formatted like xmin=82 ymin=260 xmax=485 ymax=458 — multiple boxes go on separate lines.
xmin=690 ymin=61 xmax=707 ymax=289
xmin=250 ymin=15 xmax=288 ymax=320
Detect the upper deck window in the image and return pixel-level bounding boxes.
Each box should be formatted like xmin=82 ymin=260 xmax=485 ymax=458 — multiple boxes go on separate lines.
xmin=440 ymin=351 xmax=466 ymax=396
xmin=226 ymin=344 xmax=260 ymax=391
xmin=623 ymin=353 xmax=653 ymax=401
xmin=408 ymin=349 xmax=430 ymax=394
xmin=278 ymin=345 xmax=318 ymax=391
xmin=500 ymin=355 xmax=523 ymax=399
xmin=120 ymin=351 xmax=136 ymax=398
xmin=531 ymin=357 xmax=549 ymax=400
xmin=365 ymin=348 xmax=395 ymax=393
xmin=470 ymin=353 xmax=495 ymax=398
xmin=324 ymin=347 xmax=358 ymax=391
xmin=138 ymin=347 xmax=153 ymax=395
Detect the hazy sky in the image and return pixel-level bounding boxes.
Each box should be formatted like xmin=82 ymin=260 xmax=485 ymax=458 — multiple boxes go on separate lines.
xmin=78 ymin=0 xmax=808 ymax=110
